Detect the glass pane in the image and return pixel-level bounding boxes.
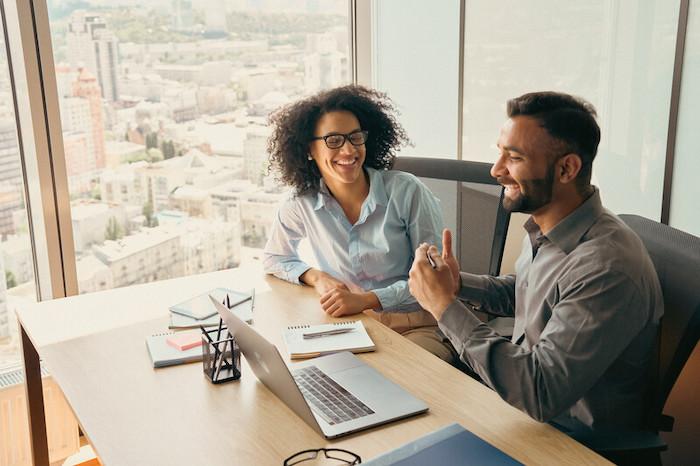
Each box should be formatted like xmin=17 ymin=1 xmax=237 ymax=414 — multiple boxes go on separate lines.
xmin=670 ymin=0 xmax=700 ymax=236
xmin=0 ymin=19 xmax=38 ymax=372
xmin=373 ymin=0 xmax=460 ymax=158
xmin=461 ymin=1 xmax=679 ymax=219
xmin=47 ymin=1 xmax=350 ymax=294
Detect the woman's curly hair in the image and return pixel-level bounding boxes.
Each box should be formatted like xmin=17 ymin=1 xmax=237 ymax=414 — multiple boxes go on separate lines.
xmin=267 ymin=85 xmax=409 ymax=196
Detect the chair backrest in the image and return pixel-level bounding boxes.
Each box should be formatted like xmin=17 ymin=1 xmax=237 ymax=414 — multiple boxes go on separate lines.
xmin=393 ymin=156 xmax=510 ymax=276
xmin=620 ymin=214 xmax=700 ymax=428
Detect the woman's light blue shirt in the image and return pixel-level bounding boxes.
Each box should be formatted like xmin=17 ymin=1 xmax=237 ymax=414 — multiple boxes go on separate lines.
xmin=263 ymin=167 xmax=443 ymax=312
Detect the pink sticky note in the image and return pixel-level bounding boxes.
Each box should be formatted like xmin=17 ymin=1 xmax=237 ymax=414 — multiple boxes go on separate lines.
xmin=166 ymin=332 xmax=203 ymax=351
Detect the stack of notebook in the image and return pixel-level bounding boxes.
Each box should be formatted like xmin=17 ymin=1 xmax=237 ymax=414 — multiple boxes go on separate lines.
xmin=146 ymin=288 xmax=254 ymax=368
xmin=146 ymin=331 xmax=203 ymax=368
xmin=168 ymin=287 xmax=253 ymax=329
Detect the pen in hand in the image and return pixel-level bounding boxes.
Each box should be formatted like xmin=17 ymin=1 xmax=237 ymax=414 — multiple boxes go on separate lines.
xmin=302 ymin=328 xmax=355 ymax=339
xmin=426 ymin=250 xmax=437 ymax=269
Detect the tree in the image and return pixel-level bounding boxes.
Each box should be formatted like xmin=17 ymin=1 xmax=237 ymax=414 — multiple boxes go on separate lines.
xmin=143 ymin=201 xmax=158 ymax=227
xmin=104 ymin=216 xmax=123 ymax=241
xmin=162 ymin=140 xmax=175 ymax=159
xmin=5 ymin=270 xmax=17 ymax=289
xmin=146 ymin=132 xmax=159 ymax=150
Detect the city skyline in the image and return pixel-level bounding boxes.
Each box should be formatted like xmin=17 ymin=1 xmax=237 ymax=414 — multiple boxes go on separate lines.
xmin=0 ymin=1 xmax=349 ymax=368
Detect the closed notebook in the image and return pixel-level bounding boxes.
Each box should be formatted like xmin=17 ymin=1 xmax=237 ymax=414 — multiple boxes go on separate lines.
xmin=168 ymin=312 xmax=221 ymax=330
xmin=283 ymin=321 xmax=375 ymax=360
xmin=169 ymin=288 xmax=253 ymax=328
xmin=362 ymin=423 xmax=522 ymax=465
xmin=146 ymin=331 xmax=203 ymax=368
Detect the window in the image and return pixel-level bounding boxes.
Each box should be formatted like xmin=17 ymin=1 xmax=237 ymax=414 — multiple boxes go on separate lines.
xmin=372 ymin=0 xmax=461 ymax=158
xmin=47 ymin=1 xmax=350 ymax=294
xmin=460 ymin=0 xmax=679 ymax=219
xmin=0 ymin=12 xmax=38 ymax=372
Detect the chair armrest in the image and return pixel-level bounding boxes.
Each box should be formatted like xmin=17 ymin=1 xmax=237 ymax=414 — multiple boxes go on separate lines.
xmin=576 ymin=430 xmax=667 ymax=453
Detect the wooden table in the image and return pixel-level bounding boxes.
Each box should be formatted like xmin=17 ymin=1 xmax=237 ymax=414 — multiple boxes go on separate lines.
xmin=17 ymin=266 xmax=610 ymax=465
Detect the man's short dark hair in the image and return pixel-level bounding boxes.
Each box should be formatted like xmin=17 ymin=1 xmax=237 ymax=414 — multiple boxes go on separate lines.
xmin=507 ymin=91 xmax=601 ymax=190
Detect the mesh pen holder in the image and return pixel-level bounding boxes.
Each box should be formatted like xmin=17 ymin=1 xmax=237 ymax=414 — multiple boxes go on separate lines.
xmin=202 ymin=323 xmax=241 ymax=384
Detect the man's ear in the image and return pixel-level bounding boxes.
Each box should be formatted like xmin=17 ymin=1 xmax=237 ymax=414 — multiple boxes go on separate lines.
xmin=557 ymin=153 xmax=582 ymax=185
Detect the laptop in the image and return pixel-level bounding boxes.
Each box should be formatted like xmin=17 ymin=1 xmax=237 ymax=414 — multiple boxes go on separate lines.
xmin=210 ymin=296 xmax=428 ymax=439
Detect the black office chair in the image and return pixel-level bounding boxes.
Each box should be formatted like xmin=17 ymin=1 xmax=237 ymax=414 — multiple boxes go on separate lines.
xmin=393 ymin=156 xmax=510 ymax=276
xmin=593 ymin=214 xmax=700 ymax=465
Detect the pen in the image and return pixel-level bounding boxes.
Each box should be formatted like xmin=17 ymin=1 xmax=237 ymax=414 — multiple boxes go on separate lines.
xmin=215 ymin=316 xmax=224 ymax=342
xmin=213 ymin=317 xmax=224 ymax=367
xmin=225 ymin=294 xmax=253 ymax=309
xmin=426 ymin=250 xmax=437 ymax=269
xmin=200 ymin=325 xmax=213 ymax=343
xmin=303 ymin=328 xmax=355 ymax=339
xmin=214 ymin=338 xmax=228 ymax=381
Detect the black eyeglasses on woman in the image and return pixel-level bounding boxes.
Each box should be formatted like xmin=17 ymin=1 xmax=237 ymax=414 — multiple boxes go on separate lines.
xmin=311 ymin=130 xmax=369 ymax=149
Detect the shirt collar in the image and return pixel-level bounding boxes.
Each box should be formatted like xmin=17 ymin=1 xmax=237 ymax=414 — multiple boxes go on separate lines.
xmin=525 ymin=187 xmax=604 ymax=255
xmin=313 ymin=179 xmax=330 ymax=210
xmin=312 ymin=167 xmax=388 ymax=212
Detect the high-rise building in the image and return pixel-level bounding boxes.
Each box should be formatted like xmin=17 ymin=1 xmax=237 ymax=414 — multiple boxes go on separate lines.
xmin=72 ymin=68 xmax=107 ymax=171
xmin=66 ymin=11 xmax=119 ymax=101
xmin=61 ymin=131 xmax=92 ymax=194
xmin=0 ymin=122 xmax=22 ymax=236
xmin=172 ymin=0 xmax=195 ymax=31
xmin=304 ymin=33 xmax=347 ymax=93
xmin=0 ymin=122 xmax=21 ymax=188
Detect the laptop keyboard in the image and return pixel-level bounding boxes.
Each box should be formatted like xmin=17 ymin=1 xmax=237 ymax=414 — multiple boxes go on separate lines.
xmin=293 ymin=365 xmax=375 ymax=425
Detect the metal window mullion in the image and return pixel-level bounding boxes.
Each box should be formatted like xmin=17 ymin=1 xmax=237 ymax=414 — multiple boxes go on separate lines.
xmin=31 ymin=0 xmax=77 ymax=296
xmin=349 ymin=0 xmax=356 ymax=83
xmin=353 ymin=0 xmax=372 ymax=86
xmin=457 ymin=0 xmax=465 ymax=162
xmin=456 ymin=0 xmax=466 ymax=264
xmin=3 ymin=0 xmax=77 ymax=300
xmin=661 ymin=0 xmax=690 ymax=225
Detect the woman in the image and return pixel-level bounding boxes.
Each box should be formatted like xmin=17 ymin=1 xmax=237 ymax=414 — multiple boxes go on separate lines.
xmin=263 ymin=85 xmax=456 ymax=362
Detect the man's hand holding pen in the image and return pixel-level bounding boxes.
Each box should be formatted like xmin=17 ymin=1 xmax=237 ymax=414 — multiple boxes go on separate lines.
xmin=408 ymin=229 xmax=461 ymax=321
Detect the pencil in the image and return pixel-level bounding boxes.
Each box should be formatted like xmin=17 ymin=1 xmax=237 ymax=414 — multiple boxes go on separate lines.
xmin=214 ymin=339 xmax=228 ymax=381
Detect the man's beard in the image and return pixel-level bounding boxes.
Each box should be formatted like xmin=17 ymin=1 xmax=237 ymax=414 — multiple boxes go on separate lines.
xmin=498 ymin=163 xmax=555 ymax=213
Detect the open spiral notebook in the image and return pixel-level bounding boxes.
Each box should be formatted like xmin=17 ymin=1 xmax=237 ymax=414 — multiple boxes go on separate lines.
xmin=283 ymin=321 xmax=375 ymax=360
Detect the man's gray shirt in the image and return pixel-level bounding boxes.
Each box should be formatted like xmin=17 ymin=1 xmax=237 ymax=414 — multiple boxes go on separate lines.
xmin=438 ymin=189 xmax=663 ymax=438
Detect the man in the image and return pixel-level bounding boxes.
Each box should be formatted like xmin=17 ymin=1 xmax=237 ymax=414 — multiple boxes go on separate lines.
xmin=408 ymin=92 xmax=663 ymax=447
